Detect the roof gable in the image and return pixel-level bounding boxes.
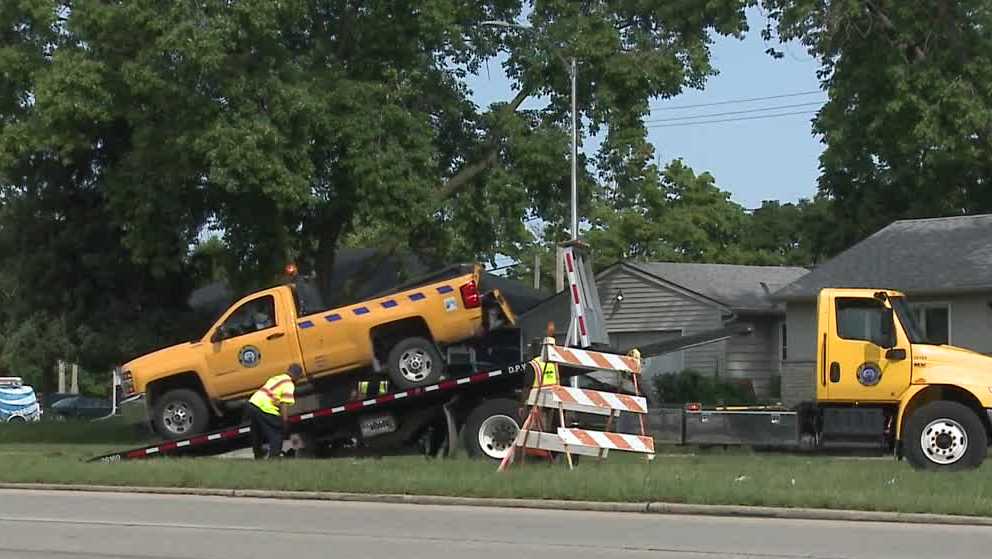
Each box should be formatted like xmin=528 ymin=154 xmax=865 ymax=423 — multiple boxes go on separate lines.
xmin=602 ymin=261 xmax=808 ymax=313
xmin=774 ymin=214 xmax=992 ymax=300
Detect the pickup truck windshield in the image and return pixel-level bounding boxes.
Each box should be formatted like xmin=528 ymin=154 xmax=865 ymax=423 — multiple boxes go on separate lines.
xmin=891 ymin=296 xmax=926 ymax=344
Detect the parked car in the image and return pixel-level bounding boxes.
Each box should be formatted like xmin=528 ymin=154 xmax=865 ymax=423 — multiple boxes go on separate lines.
xmin=0 ymin=377 xmax=41 ymax=422
xmin=49 ymin=396 xmax=113 ymax=420
xmin=39 ymin=392 xmax=75 ymax=411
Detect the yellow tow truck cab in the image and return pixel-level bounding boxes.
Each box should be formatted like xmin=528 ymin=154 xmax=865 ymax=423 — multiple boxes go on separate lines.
xmin=120 ymin=264 xmax=516 ymax=439
xmin=658 ymin=288 xmax=992 ymax=470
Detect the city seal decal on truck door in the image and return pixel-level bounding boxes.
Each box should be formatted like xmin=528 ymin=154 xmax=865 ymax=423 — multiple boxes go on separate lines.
xmin=238 ymin=346 xmax=262 ymax=368
xmin=856 ymin=362 xmax=882 ymax=386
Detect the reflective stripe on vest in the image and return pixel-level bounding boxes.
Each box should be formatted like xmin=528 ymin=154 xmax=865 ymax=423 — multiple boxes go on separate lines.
xmin=358 ymin=380 xmax=389 ymax=395
xmin=249 ymin=374 xmax=295 ymax=416
xmin=531 ymin=359 xmax=560 ymax=387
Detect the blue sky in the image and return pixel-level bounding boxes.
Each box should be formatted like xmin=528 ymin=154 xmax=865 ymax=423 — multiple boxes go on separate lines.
xmin=465 ymin=7 xmax=824 ymax=210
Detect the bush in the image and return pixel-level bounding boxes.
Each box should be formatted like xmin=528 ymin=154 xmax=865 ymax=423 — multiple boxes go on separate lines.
xmin=652 ymin=369 xmax=757 ymax=405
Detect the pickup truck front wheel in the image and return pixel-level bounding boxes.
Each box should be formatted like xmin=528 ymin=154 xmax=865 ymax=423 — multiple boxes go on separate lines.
xmin=387 ymin=337 xmax=445 ymax=389
xmin=152 ymin=389 xmax=210 ymax=439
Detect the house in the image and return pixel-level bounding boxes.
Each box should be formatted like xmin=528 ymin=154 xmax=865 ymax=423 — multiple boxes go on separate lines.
xmin=518 ymin=261 xmax=809 ymax=397
xmin=773 ymin=214 xmax=992 ymax=406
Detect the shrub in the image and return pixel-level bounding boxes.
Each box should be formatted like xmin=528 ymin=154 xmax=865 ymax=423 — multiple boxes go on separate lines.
xmin=652 ymin=369 xmax=757 ymax=405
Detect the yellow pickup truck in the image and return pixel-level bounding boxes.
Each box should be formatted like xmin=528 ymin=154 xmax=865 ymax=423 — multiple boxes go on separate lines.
xmin=120 ymin=265 xmax=516 ymax=438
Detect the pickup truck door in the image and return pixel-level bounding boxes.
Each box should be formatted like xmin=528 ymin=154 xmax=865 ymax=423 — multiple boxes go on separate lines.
xmin=204 ymin=290 xmax=299 ymax=398
xmin=819 ymin=292 xmax=912 ymax=402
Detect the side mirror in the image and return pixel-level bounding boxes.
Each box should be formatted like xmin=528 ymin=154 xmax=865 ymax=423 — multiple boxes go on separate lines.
xmin=886 ymin=348 xmax=907 ymax=361
xmin=879 ymin=308 xmax=896 ymax=348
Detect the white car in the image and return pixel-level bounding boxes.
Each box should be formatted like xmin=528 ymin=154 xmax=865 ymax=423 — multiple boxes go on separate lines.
xmin=0 ymin=377 xmax=41 ymax=423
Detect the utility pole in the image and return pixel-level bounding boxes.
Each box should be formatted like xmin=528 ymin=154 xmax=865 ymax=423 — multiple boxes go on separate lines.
xmin=533 ymin=253 xmax=541 ymax=290
xmin=569 ymin=56 xmax=578 ymax=241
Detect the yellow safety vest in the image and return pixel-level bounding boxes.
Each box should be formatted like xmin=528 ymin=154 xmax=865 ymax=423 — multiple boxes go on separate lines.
xmin=249 ymin=373 xmax=296 ymax=416
xmin=531 ymin=359 xmax=560 ymax=387
xmin=358 ymin=380 xmax=389 ymax=396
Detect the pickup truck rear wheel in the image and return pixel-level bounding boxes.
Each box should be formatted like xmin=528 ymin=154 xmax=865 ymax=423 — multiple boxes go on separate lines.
xmin=387 ymin=337 xmax=445 ymax=389
xmin=152 ymin=388 xmax=210 ymax=439
xmin=904 ymin=401 xmax=987 ymax=471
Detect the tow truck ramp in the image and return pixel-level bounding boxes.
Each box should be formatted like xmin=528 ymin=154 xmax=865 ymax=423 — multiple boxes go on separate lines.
xmin=90 ymin=361 xmax=533 ymax=463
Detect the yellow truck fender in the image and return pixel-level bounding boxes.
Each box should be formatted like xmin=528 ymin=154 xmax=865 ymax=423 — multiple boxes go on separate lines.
xmin=896 ymin=383 xmax=990 ymax=441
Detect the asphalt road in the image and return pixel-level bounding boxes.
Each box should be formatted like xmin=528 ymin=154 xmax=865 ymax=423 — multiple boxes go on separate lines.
xmin=1 ymin=489 xmax=990 ymax=558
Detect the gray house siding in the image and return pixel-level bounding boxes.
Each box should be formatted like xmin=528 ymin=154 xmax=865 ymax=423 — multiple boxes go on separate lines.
xmin=725 ymin=316 xmax=780 ymax=395
xmin=927 ymin=294 xmax=992 ymax=354
xmin=597 ymin=267 xmax=725 ymax=374
xmin=781 ymin=302 xmax=817 ymax=406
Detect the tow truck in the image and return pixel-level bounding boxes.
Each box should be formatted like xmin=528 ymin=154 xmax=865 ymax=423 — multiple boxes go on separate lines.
xmin=95 ymin=250 xmax=992 ymax=471
xmin=93 ymin=244 xmax=613 ymax=463
xmin=654 ymin=288 xmax=992 ymax=471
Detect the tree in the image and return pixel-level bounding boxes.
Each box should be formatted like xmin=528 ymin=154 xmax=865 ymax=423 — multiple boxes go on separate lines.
xmin=762 ymin=0 xmax=992 ymax=251
xmin=742 ymin=197 xmax=835 ymax=267
xmin=1 ymin=1 xmax=756 ymax=377
xmin=586 ymin=158 xmax=757 ymax=268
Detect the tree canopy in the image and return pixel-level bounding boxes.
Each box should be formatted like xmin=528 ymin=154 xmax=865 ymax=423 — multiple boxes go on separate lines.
xmin=0 ymin=0 xmax=755 ymax=387
xmin=762 ymin=0 xmax=992 ymax=249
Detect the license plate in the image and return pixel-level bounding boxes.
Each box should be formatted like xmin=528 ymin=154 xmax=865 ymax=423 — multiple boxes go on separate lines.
xmin=359 ymin=414 xmax=397 ymax=438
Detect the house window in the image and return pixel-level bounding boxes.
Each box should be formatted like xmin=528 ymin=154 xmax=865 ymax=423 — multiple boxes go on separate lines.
xmin=780 ymin=322 xmax=788 ymax=362
xmin=910 ymin=303 xmax=951 ymax=344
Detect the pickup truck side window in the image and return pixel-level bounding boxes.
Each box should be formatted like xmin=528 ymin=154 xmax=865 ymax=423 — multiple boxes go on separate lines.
xmin=219 ymin=295 xmax=276 ymax=339
xmin=836 ymin=298 xmax=890 ymax=347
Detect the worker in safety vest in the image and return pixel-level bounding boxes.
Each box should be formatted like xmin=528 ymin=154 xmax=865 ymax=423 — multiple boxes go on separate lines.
xmin=247 ymin=363 xmax=305 ymax=459
xmin=520 ymin=351 xmax=560 ymax=424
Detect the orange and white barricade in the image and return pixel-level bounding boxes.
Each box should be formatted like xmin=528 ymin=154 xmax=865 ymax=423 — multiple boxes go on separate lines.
xmin=498 ymin=339 xmax=654 ymax=471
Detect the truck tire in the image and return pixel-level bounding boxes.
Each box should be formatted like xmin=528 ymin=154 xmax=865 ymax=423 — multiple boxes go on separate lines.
xmin=387 ymin=337 xmax=445 ymax=389
xmin=152 ymin=389 xmax=210 ymax=439
xmin=462 ymin=398 xmax=521 ymax=461
xmin=903 ymin=401 xmax=987 ymax=471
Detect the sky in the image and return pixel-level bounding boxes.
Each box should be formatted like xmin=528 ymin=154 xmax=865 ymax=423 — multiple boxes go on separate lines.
xmin=465 ymin=7 xmax=825 ymax=210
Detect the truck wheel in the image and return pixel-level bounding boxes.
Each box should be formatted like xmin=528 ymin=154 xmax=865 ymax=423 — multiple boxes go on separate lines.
xmin=904 ymin=401 xmax=987 ymax=471
xmin=462 ymin=398 xmax=521 ymax=461
xmin=387 ymin=337 xmax=445 ymax=389
xmin=152 ymin=389 xmax=210 ymax=439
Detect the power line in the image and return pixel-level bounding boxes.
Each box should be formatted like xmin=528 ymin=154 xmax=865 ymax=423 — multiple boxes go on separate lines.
xmin=645 ymin=101 xmax=823 ymax=124
xmin=645 ymin=110 xmax=817 ymax=129
xmin=650 ymin=90 xmax=823 ymax=111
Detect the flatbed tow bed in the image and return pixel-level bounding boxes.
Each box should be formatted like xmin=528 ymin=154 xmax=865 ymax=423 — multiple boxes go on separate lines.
xmin=91 ymin=359 xmax=544 ymax=463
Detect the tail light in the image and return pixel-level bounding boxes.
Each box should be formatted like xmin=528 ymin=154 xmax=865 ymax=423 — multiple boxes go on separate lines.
xmin=685 ymin=402 xmax=702 ymax=412
xmin=459 ymin=280 xmax=481 ymax=309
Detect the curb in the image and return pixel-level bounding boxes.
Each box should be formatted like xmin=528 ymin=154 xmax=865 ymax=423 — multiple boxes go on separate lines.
xmin=1 ymin=482 xmax=990 ymax=527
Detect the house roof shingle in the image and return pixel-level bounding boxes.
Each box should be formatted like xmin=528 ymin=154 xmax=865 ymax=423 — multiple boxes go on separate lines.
xmin=773 ymin=214 xmax=992 ymax=300
xmin=624 ymin=262 xmax=809 ymax=312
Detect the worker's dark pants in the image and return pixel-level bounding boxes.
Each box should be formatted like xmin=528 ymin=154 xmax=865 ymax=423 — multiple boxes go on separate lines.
xmin=247 ymin=404 xmax=283 ymax=459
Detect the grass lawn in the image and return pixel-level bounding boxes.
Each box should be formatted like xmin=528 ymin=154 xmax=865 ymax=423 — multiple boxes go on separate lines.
xmin=2 ymin=420 xmax=992 ymax=517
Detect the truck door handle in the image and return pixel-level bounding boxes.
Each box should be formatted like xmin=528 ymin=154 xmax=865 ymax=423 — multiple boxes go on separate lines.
xmin=266 ymin=332 xmax=285 ymax=341
xmin=829 ymin=362 xmax=840 ymax=383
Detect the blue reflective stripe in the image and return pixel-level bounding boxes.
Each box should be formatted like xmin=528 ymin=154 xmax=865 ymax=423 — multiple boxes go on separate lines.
xmin=298 ymin=320 xmax=314 ymax=329
xmin=325 ymin=314 xmax=342 ymax=322
xmin=409 ymin=293 xmax=426 ymax=301
xmin=437 ymin=286 xmax=454 ymax=294
xmin=353 ymin=307 xmax=370 ymax=315
xmin=381 ymin=300 xmax=398 ymax=309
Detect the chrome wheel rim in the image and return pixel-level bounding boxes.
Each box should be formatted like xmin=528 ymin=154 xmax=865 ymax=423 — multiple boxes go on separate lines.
xmin=921 ymin=418 xmax=968 ymax=465
xmin=163 ymin=401 xmax=194 ymax=435
xmin=398 ymin=349 xmax=433 ymax=383
xmin=478 ymin=414 xmax=519 ymax=459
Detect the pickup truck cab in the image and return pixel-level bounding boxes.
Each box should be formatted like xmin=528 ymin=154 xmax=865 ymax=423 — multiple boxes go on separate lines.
xmin=121 ymin=265 xmax=516 ymax=438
